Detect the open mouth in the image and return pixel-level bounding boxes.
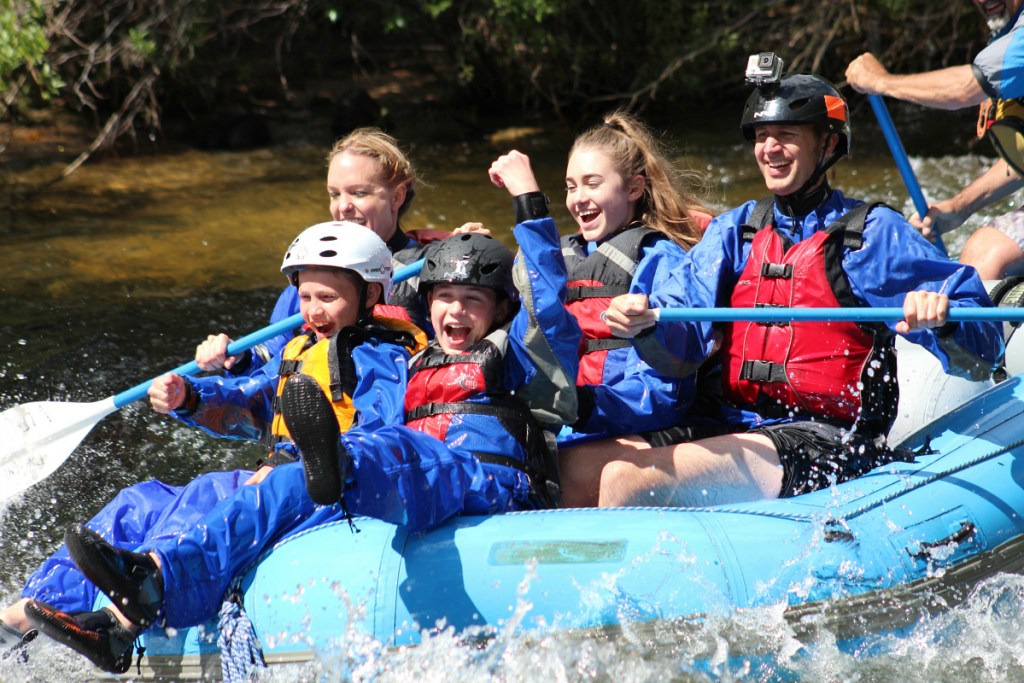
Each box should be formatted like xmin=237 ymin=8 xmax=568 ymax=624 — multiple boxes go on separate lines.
xmin=765 ymin=159 xmax=793 ymax=175
xmin=310 ymin=321 xmax=335 ymax=337
xmin=443 ymin=323 xmax=473 ymax=348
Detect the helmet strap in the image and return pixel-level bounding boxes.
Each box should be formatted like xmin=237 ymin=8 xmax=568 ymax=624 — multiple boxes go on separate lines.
xmin=356 ymin=281 xmax=372 ymax=322
xmin=775 ymin=132 xmax=841 ymax=216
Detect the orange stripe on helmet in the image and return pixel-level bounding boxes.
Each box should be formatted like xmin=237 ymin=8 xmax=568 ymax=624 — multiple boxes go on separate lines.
xmin=824 ymin=95 xmax=847 ymax=122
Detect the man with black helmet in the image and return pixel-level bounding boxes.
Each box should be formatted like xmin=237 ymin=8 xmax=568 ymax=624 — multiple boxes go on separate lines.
xmin=846 ymin=0 xmax=1024 ymax=280
xmin=585 ymin=58 xmax=1002 ymax=508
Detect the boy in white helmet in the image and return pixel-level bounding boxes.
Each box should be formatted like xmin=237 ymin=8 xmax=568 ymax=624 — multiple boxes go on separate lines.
xmin=15 ymin=222 xmax=427 ymax=674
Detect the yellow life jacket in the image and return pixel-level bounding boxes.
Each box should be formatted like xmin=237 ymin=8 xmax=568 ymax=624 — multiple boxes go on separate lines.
xmin=978 ymin=97 xmax=1024 ymax=176
xmin=268 ymin=316 xmax=427 ymax=446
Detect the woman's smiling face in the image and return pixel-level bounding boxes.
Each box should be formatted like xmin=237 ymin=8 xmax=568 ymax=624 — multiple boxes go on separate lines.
xmin=326 ymin=151 xmax=407 ymax=243
xmin=564 ymin=148 xmax=644 ymax=243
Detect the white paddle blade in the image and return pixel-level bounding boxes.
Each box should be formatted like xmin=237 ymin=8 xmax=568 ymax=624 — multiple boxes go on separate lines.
xmin=0 ymin=397 xmax=118 ymax=504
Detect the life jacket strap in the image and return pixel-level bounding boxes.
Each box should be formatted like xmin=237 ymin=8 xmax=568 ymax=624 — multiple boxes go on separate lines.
xmin=583 ymin=337 xmax=631 ymax=353
xmin=740 ymin=359 xmax=788 ymax=384
xmin=406 ymin=399 xmax=527 ymax=424
xmin=566 ymin=283 xmax=625 ymax=302
xmin=760 ymin=262 xmax=793 ymax=278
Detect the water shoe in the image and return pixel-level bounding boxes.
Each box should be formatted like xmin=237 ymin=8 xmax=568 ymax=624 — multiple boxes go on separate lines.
xmin=64 ymin=523 xmax=164 ymax=627
xmin=24 ymin=601 xmax=133 ymax=674
xmin=280 ymin=373 xmax=350 ymax=505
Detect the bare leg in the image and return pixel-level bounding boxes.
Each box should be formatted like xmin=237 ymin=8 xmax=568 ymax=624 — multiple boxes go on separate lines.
xmin=597 ymin=432 xmax=784 ymax=508
xmin=959 ymin=226 xmax=1024 ymax=280
xmin=559 ymin=435 xmax=651 ymax=508
xmin=0 ymin=599 xmax=31 ymax=633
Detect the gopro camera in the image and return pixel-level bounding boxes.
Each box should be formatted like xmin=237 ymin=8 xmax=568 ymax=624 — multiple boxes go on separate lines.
xmin=745 ymin=52 xmax=784 ymax=88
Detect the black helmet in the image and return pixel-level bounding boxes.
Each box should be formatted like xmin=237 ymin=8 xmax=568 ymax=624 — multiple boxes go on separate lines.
xmin=740 ymin=74 xmax=850 ymax=157
xmin=419 ymin=233 xmax=518 ymax=301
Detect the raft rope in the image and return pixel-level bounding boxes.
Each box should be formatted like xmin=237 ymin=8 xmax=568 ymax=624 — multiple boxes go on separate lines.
xmin=217 ymin=584 xmax=266 ymax=683
xmin=834 ymin=434 xmax=1024 ymax=523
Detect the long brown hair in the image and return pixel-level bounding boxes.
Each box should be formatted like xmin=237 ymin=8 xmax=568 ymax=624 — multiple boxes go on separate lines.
xmin=327 ymin=127 xmax=418 ymax=218
xmin=569 ymin=111 xmax=711 ymax=249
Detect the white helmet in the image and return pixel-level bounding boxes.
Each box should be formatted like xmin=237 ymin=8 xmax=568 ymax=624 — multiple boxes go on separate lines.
xmin=281 ymin=221 xmax=393 ymax=302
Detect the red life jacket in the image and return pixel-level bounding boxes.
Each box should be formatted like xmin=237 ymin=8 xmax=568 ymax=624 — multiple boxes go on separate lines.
xmin=721 ymin=199 xmax=896 ymax=427
xmin=403 ymin=329 xmax=555 ymax=481
xmin=372 ymin=303 xmax=412 ymax=322
xmin=562 ymin=225 xmax=664 ymax=385
xmin=404 ymin=330 xmax=508 ymax=441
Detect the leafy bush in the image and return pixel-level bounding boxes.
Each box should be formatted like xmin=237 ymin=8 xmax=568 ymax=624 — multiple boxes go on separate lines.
xmin=1 ymin=0 xmax=989 ymax=182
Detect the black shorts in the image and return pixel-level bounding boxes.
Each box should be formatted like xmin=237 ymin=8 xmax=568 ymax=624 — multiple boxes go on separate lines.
xmin=752 ymin=421 xmax=895 ymax=498
xmin=639 ymin=420 xmax=743 ymax=448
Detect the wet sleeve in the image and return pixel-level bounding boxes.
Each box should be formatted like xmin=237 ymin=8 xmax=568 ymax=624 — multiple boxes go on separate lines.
xmin=170 ymin=357 xmax=280 ymax=441
xmin=641 ymin=208 xmax=749 ymax=377
xmin=845 ymin=207 xmax=1003 ymax=380
xmin=505 ymin=216 xmax=581 ymax=427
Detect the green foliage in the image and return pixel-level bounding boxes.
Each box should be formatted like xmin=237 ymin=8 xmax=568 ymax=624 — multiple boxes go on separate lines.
xmin=0 ymin=0 xmax=991 ymax=178
xmin=126 ymin=27 xmax=158 ymax=62
xmin=0 ymin=0 xmax=62 ymax=99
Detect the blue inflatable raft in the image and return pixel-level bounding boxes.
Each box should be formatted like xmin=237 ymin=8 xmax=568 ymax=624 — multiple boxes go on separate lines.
xmin=126 ymin=359 xmax=1024 ymax=679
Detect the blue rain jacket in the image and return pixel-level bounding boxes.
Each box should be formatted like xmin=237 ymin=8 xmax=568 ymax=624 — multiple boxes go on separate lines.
xmin=641 ymin=191 xmax=1004 ymax=430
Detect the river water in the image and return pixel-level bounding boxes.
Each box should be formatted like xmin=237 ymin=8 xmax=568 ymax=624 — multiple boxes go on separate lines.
xmin=2 ymin=109 xmax=1024 ymax=681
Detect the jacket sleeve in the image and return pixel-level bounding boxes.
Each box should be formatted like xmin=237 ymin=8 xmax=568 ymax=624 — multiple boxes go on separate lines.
xmin=505 ymin=216 xmax=581 ymax=427
xmin=973 ymin=13 xmax=1024 ymax=99
xmin=170 ymin=356 xmax=281 ymax=442
xmin=573 ymin=239 xmax=694 ymax=436
xmin=641 ymin=205 xmax=753 ymax=377
xmin=348 ymin=339 xmax=412 ymax=431
xmin=845 ymin=206 xmax=1003 ymax=380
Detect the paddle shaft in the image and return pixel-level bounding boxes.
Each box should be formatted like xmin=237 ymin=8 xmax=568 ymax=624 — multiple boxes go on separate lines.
xmin=868 ymin=94 xmax=949 ymax=258
xmin=112 ymin=257 xmax=424 ymax=408
xmin=655 ymin=307 xmax=1024 ymax=323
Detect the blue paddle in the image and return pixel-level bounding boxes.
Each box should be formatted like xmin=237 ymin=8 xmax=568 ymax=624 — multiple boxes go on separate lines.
xmin=868 ymin=94 xmax=948 ymax=257
xmin=0 ymin=258 xmax=424 ymax=504
xmin=654 ymin=306 xmax=1023 ymax=323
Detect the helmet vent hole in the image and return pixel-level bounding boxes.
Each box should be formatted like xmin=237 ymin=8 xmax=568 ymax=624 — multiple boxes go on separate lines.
xmin=480 ymin=263 xmax=499 ymax=275
xmin=319 ymin=235 xmax=339 ymax=242
xmin=318 ymin=250 xmax=339 ymax=258
xmin=788 ymin=97 xmax=811 ymax=111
